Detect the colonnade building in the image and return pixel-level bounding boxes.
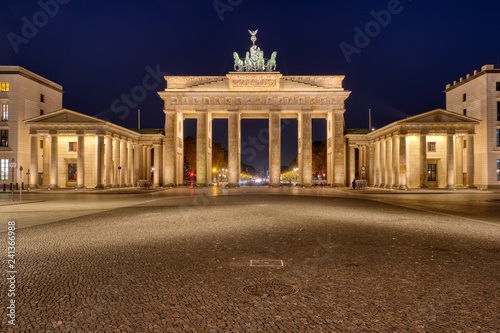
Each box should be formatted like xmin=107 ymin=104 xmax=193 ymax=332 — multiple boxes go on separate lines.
xmin=1 ymin=63 xmax=499 ymax=189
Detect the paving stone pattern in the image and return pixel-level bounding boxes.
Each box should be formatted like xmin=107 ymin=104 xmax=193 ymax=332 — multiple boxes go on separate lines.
xmin=1 ymin=193 xmax=500 ymax=332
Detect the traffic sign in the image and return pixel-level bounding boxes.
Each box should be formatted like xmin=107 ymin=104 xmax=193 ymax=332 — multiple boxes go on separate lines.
xmin=361 ymin=166 xmax=366 ymax=171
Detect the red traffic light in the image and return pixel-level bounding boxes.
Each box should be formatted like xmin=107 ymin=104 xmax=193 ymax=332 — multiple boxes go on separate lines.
xmin=190 ymin=172 xmax=194 ymax=177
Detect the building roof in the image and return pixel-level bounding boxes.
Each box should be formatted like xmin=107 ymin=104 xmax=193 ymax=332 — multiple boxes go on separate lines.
xmin=0 ymin=66 xmax=64 ymax=93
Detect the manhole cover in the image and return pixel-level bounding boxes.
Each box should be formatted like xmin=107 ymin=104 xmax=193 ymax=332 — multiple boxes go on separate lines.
xmin=240 ymin=281 xmax=299 ymax=297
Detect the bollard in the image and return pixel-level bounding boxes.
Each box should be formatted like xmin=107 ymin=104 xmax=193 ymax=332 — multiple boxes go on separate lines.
xmin=3 ymin=183 xmax=5 ymax=192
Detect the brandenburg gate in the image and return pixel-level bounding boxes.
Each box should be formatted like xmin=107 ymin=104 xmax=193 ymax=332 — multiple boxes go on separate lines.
xmin=158 ymin=31 xmax=351 ymax=187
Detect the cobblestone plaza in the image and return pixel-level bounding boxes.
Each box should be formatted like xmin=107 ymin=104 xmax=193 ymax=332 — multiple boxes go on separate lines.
xmin=1 ymin=187 xmax=500 ymax=332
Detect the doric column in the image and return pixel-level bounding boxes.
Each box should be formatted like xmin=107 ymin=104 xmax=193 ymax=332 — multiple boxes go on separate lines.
xmin=95 ymin=135 xmax=105 ymax=188
xmin=120 ymin=140 xmax=127 ymax=187
xmin=466 ymin=134 xmax=475 ymax=188
xmin=105 ymin=136 xmax=113 ymax=187
xmin=146 ymin=146 xmax=151 ymax=182
xmin=164 ymin=112 xmax=176 ymax=186
xmin=379 ymin=139 xmax=385 ymax=187
xmin=153 ymin=144 xmax=161 ymax=186
xmin=228 ymin=111 xmax=241 ymax=186
xmin=299 ymin=111 xmax=313 ymax=186
xmin=368 ymin=143 xmax=375 ymax=186
xmin=127 ymin=142 xmax=134 ymax=186
xmin=134 ymin=144 xmax=141 ymax=184
xmin=455 ymin=136 xmax=464 ymax=186
xmin=333 ymin=110 xmax=345 ymax=187
xmin=446 ymin=134 xmax=455 ymax=188
xmin=196 ymin=111 xmax=212 ymax=187
xmin=392 ymin=136 xmax=399 ymax=188
xmin=374 ymin=140 xmax=380 ymax=187
xmin=348 ymin=145 xmax=355 ymax=184
xmin=385 ymin=137 xmax=392 ymax=188
xmin=49 ymin=134 xmax=58 ymax=189
xmin=113 ymin=137 xmax=120 ymax=187
xmin=326 ymin=112 xmax=334 ymax=186
xmin=269 ymin=110 xmax=281 ymax=187
xmin=77 ymin=133 xmax=85 ymax=188
xmin=43 ymin=135 xmax=50 ymax=187
xmin=419 ymin=134 xmax=428 ymax=188
xmin=399 ymin=134 xmax=408 ymax=190
xmin=29 ymin=134 xmax=38 ymax=188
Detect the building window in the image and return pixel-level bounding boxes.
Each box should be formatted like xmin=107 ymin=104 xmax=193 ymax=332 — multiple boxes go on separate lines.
xmin=497 ymin=82 xmax=500 ymax=91
xmin=69 ymin=142 xmax=77 ymax=151
xmin=40 ymin=140 xmax=43 ymax=149
xmin=40 ymin=109 xmax=44 ymax=116
xmin=68 ymin=163 xmax=77 ymax=181
xmin=1 ymin=104 xmax=7 ymax=121
xmin=0 ymin=130 xmax=8 ymax=147
xmin=0 ymin=83 xmax=9 ymax=92
xmin=497 ymin=129 xmax=500 ymax=147
xmin=40 ymin=94 xmax=44 ymax=103
xmin=0 ymin=159 xmax=9 ymax=180
xmin=427 ymin=164 xmax=437 ymax=181
xmin=428 ymin=142 xmax=436 ymax=152
xmin=497 ymin=101 xmax=500 ymax=121
xmin=497 ymin=159 xmax=500 ymax=181
xmin=463 ymin=109 xmax=467 ymax=116
xmin=463 ymin=93 xmax=467 ymax=102
xmin=464 ymin=140 xmax=467 ymax=149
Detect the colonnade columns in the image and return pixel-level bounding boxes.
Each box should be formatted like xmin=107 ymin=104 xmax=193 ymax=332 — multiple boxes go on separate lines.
xmin=127 ymin=142 xmax=134 ymax=186
xmin=228 ymin=111 xmax=241 ymax=187
xmin=419 ymin=134 xmax=428 ymax=188
xmin=392 ymin=136 xmax=399 ymax=188
xmin=385 ymin=138 xmax=392 ymax=188
xmin=49 ymin=134 xmax=58 ymax=189
xmin=455 ymin=136 xmax=464 ymax=186
xmin=333 ymin=110 xmax=345 ymax=187
xmin=134 ymin=144 xmax=141 ymax=183
xmin=105 ymin=136 xmax=113 ymax=187
xmin=120 ymin=140 xmax=127 ymax=186
xmin=113 ymin=137 xmax=120 ymax=187
xmin=196 ymin=111 xmax=212 ymax=187
xmin=42 ymin=135 xmax=50 ymax=186
xmin=29 ymin=134 xmax=38 ymax=188
xmin=77 ymin=133 xmax=85 ymax=188
xmin=374 ymin=140 xmax=380 ymax=187
xmin=466 ymin=134 xmax=475 ymax=188
xmin=399 ymin=134 xmax=408 ymax=190
xmin=146 ymin=147 xmax=151 ymax=182
xmin=269 ymin=110 xmax=281 ymax=187
xmin=379 ymin=139 xmax=385 ymax=187
xmin=446 ymin=134 xmax=455 ymax=188
xmin=348 ymin=145 xmax=355 ymax=184
xmin=298 ymin=111 xmax=312 ymax=187
xmin=368 ymin=143 xmax=375 ymax=186
xmin=153 ymin=144 xmax=161 ymax=186
xmin=95 ymin=135 xmax=105 ymax=189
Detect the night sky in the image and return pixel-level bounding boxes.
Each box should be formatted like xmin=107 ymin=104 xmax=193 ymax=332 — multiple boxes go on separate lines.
xmin=1 ymin=0 xmax=499 ymax=171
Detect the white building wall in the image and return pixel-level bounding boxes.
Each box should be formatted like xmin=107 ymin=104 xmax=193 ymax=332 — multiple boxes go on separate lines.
xmin=446 ymin=66 xmax=500 ymax=188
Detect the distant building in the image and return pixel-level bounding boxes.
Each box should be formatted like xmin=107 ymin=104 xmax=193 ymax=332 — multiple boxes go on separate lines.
xmin=0 ymin=66 xmax=63 ymax=185
xmin=445 ymin=65 xmax=500 ymax=189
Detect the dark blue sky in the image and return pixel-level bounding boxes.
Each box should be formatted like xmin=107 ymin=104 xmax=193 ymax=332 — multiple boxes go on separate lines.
xmin=1 ymin=0 xmax=499 ymax=170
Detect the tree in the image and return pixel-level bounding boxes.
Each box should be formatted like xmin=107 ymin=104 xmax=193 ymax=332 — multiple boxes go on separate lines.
xmin=212 ymin=142 xmax=228 ymax=171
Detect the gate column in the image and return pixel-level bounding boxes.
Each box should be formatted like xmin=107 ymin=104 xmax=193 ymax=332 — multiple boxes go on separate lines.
xmin=269 ymin=110 xmax=281 ymax=187
xmin=228 ymin=111 xmax=241 ymax=186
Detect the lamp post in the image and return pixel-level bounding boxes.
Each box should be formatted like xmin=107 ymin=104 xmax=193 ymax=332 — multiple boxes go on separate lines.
xmin=9 ymin=158 xmax=16 ymax=202
xmin=19 ymin=166 xmax=23 ymax=202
